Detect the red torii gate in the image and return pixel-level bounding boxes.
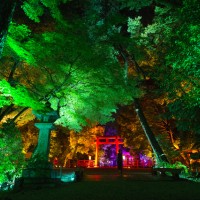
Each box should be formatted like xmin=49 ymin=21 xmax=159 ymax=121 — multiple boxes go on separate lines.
xmin=94 ymin=136 xmax=124 ymax=167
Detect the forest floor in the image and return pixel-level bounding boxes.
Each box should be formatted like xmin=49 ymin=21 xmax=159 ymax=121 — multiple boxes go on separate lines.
xmin=1 ymin=168 xmax=200 ymax=200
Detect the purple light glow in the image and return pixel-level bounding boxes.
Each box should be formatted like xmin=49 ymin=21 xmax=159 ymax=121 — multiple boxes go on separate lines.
xmin=99 ymin=147 xmax=154 ymax=168
xmin=99 ymin=124 xmax=154 ymax=168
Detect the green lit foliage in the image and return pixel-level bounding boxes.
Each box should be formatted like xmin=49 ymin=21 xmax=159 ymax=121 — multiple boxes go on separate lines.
xmin=5 ymin=23 xmax=138 ymax=133
xmin=42 ymin=25 xmax=139 ymax=131
xmin=2 ymin=0 xmax=199 ymax=167
xmin=0 ymin=0 xmax=69 ymax=60
xmin=21 ymin=0 xmax=69 ymax=22
xmin=7 ymin=23 xmax=31 ymax=41
xmin=84 ymin=0 xmax=172 ymax=163
xmin=53 ymin=73 xmax=137 ymax=131
xmin=155 ymin=2 xmax=200 ymax=135
xmin=4 ymin=23 xmax=36 ymax=64
xmin=0 ymin=22 xmax=46 ymax=123
xmin=156 ymin=161 xmax=188 ymax=174
xmin=127 ymin=0 xmax=200 ymax=135
xmin=2 ymin=14 xmax=141 ymax=131
xmin=117 ymin=0 xmax=153 ymax=11
xmin=164 ymin=0 xmax=200 ymax=134
xmin=0 ymin=79 xmax=44 ymax=110
xmin=168 ymin=0 xmax=200 ymax=70
xmin=0 ymin=121 xmax=25 ymax=183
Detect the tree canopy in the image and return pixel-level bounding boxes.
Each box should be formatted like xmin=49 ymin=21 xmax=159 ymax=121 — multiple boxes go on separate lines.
xmin=1 ymin=18 xmax=140 ymax=131
xmin=0 ymin=0 xmax=200 ymax=182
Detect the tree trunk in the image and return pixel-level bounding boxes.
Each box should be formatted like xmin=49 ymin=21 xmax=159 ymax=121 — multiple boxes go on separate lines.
xmin=0 ymin=0 xmax=16 ymax=58
xmin=134 ymin=98 xmax=169 ymax=164
xmin=118 ymin=47 xmax=169 ymax=164
xmin=0 ymin=104 xmax=14 ymax=121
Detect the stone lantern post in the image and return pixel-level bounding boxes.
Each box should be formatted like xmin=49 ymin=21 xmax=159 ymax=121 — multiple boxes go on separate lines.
xmin=32 ymin=110 xmax=59 ymax=162
xmin=23 ymin=108 xmax=59 ymax=179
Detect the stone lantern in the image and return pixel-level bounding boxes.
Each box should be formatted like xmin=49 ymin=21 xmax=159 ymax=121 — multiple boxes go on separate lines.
xmin=32 ymin=110 xmax=59 ymax=161
xmin=23 ymin=107 xmax=59 ymax=179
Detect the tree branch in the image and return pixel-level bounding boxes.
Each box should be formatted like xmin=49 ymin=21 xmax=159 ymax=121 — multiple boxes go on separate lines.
xmin=12 ymin=107 xmax=29 ymax=123
xmin=7 ymin=61 xmax=19 ymax=86
xmin=0 ymin=104 xmax=14 ymax=122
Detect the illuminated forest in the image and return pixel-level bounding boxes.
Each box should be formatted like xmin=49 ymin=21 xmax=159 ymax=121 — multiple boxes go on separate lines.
xmin=0 ymin=0 xmax=199 ymax=184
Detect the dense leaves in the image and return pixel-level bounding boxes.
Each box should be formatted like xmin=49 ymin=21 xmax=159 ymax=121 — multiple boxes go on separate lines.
xmin=0 ymin=79 xmax=43 ymax=110
xmin=0 ymin=0 xmax=199 ymax=176
xmin=1 ymin=16 xmax=141 ymax=131
xmin=0 ymin=121 xmax=24 ymax=183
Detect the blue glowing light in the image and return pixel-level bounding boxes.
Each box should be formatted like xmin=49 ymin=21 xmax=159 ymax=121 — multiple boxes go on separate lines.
xmin=61 ymin=172 xmax=76 ymax=182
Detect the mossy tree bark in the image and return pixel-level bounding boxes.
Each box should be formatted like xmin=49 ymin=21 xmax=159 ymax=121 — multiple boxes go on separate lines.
xmin=119 ymin=47 xmax=169 ymax=164
xmin=134 ymin=98 xmax=169 ymax=163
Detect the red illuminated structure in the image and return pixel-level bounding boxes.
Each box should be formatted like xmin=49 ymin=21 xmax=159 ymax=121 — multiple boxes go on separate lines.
xmin=76 ymin=136 xmax=154 ymax=168
xmin=94 ymin=136 xmax=124 ymax=167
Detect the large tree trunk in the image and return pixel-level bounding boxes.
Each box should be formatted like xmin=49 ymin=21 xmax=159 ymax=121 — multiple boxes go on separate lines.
xmin=134 ymin=98 xmax=169 ymax=164
xmin=0 ymin=0 xmax=16 ymax=58
xmin=118 ymin=47 xmax=168 ymax=164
